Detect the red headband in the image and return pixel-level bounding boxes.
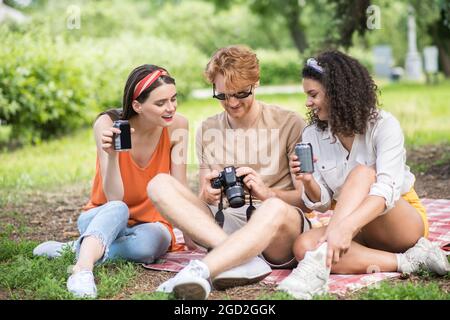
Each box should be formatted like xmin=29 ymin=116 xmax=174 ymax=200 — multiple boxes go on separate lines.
xmin=133 ymin=69 xmax=168 ymax=100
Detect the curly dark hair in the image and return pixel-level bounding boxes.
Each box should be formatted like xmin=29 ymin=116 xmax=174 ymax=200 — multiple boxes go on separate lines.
xmin=302 ymin=50 xmax=379 ymax=138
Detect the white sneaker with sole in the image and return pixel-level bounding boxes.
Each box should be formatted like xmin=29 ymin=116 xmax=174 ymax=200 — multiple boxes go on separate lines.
xmin=398 ymin=237 xmax=450 ymax=275
xmin=67 ymin=270 xmax=97 ymax=298
xmin=277 ymin=242 xmax=330 ymax=300
xmin=33 ymin=241 xmax=76 ymax=259
xmin=157 ymin=260 xmax=211 ymax=300
xmin=212 ymin=256 xmax=272 ymax=290
xmin=156 ymin=276 xmax=176 ymax=294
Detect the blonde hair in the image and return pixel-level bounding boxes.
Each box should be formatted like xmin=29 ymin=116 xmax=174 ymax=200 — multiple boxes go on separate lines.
xmin=204 ymin=45 xmax=259 ymax=91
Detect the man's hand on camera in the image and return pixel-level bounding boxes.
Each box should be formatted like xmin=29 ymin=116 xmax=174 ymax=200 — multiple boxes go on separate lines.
xmin=236 ymin=167 xmax=274 ymax=201
xmin=200 ymin=170 xmax=222 ymax=205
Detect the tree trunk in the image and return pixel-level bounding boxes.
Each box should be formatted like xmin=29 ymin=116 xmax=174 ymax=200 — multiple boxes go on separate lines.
xmin=284 ymin=0 xmax=307 ymax=53
xmin=438 ymin=45 xmax=450 ymax=77
xmin=428 ymin=9 xmax=450 ymax=77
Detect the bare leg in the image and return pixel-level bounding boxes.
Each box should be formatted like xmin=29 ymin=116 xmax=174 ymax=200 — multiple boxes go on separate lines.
xmin=330 ymin=165 xmax=423 ymax=252
xmin=330 ymin=165 xmax=376 ymax=227
xmin=203 ymin=198 xmax=302 ymax=278
xmin=72 ymin=236 xmax=104 ymax=273
xmin=148 ymin=173 xmax=228 ymax=249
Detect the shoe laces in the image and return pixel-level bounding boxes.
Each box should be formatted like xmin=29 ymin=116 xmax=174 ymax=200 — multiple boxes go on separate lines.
xmin=290 ymin=253 xmax=326 ymax=283
xmin=183 ymin=260 xmax=208 ymax=278
xmin=404 ymin=241 xmax=430 ymax=270
xmin=74 ymin=270 xmax=95 ymax=286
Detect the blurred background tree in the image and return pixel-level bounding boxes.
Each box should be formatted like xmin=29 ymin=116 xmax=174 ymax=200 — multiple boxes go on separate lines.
xmin=208 ymin=0 xmax=449 ymax=75
xmin=0 ymin=0 xmax=449 ymax=147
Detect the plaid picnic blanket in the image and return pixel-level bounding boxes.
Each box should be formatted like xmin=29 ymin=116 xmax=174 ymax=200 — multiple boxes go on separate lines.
xmin=142 ymin=198 xmax=450 ymax=295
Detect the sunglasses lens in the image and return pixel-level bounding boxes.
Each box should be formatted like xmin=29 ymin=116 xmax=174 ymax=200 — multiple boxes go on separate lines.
xmin=214 ymin=93 xmax=226 ymax=100
xmin=213 ymin=86 xmax=252 ymax=100
xmin=235 ymin=92 xmax=251 ymax=99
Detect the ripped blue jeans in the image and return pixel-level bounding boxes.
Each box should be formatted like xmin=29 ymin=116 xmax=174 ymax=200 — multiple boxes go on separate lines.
xmin=75 ymin=201 xmax=171 ymax=264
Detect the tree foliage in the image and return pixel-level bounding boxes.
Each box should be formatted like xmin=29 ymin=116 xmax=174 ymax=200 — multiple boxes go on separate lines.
xmin=205 ymin=0 xmax=450 ymax=75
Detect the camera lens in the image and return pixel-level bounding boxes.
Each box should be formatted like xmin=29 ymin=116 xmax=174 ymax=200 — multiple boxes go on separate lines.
xmin=226 ymin=185 xmax=245 ymax=208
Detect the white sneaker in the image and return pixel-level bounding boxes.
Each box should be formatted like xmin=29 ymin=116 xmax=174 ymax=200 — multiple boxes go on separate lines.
xmin=157 ymin=260 xmax=211 ymax=300
xmin=277 ymin=242 xmax=330 ymax=300
xmin=33 ymin=241 xmax=76 ymax=259
xmin=212 ymin=256 xmax=272 ymax=290
xmin=156 ymin=276 xmax=177 ymax=294
xmin=398 ymin=237 xmax=450 ymax=275
xmin=425 ymin=242 xmax=450 ymax=276
xmin=67 ymin=270 xmax=97 ymax=298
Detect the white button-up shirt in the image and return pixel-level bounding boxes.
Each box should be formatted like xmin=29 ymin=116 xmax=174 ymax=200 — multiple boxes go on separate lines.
xmin=301 ymin=110 xmax=415 ymax=213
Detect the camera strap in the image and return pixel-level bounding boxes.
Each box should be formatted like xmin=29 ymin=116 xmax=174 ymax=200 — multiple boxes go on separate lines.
xmin=214 ymin=190 xmax=225 ymax=228
xmin=246 ymin=190 xmax=256 ymax=221
xmin=215 ymin=189 xmax=256 ymax=228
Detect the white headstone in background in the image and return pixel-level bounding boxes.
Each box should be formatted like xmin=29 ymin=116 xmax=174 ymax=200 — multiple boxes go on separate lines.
xmin=405 ymin=6 xmax=423 ymax=81
xmin=373 ymin=45 xmax=393 ymax=78
xmin=423 ymin=46 xmax=438 ymax=73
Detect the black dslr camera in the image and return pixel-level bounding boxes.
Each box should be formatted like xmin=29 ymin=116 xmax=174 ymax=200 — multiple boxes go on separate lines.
xmin=211 ymin=166 xmax=246 ymax=208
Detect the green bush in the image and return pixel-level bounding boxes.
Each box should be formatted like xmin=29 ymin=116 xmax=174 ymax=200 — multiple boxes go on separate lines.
xmin=0 ymin=28 xmax=99 ymax=144
xmin=0 ymin=25 xmax=207 ymax=145
xmin=152 ymin=1 xmax=292 ymax=56
xmin=257 ymin=49 xmax=303 ymax=85
xmin=42 ymin=0 xmax=151 ymax=40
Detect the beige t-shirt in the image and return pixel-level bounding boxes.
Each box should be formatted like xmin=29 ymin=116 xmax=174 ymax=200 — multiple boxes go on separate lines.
xmin=196 ymin=101 xmax=306 ymax=191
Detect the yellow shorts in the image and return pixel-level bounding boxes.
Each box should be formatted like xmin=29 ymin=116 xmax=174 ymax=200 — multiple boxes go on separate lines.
xmin=328 ymin=188 xmax=429 ymax=237
xmin=402 ymin=188 xmax=429 ymax=238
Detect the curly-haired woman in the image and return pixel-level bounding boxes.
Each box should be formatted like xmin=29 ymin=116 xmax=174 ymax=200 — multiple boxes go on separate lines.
xmin=277 ymin=50 xmax=449 ymax=299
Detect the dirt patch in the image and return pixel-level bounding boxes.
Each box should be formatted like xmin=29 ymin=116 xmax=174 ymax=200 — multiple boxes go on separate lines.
xmin=1 ymin=145 xmax=449 ymax=300
xmin=111 ymin=269 xmax=278 ymax=300
xmin=407 ymin=144 xmax=450 ymax=199
xmin=1 ymin=184 xmax=89 ymax=243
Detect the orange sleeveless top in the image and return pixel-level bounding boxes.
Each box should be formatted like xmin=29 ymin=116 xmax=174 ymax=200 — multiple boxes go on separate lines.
xmin=83 ymin=127 xmax=184 ymax=252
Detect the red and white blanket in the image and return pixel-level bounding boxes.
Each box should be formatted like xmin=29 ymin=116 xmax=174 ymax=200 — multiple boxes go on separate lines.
xmin=142 ymin=198 xmax=450 ymax=295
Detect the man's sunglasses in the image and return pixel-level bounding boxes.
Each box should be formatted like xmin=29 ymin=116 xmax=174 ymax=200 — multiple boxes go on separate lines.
xmin=212 ymin=84 xmax=253 ymax=101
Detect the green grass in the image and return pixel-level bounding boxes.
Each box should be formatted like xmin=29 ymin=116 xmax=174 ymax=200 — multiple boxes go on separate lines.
xmin=130 ymin=292 xmax=174 ymax=300
xmin=0 ymin=129 xmax=96 ymax=191
xmin=0 ymin=227 xmax=139 ymax=300
xmin=378 ymin=82 xmax=450 ymax=146
xmin=357 ymin=282 xmax=449 ymax=300
xmin=256 ymin=290 xmax=337 ymax=300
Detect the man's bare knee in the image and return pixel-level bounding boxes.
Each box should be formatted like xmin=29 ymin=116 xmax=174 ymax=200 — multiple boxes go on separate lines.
xmin=254 ymin=198 xmax=288 ymax=228
xmin=147 ymin=173 xmax=174 ymax=203
xmin=260 ymin=198 xmax=288 ymax=215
